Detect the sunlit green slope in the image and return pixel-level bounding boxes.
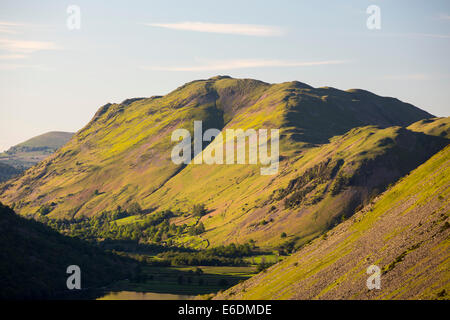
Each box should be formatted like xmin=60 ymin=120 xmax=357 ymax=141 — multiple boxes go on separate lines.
xmin=146 ymin=122 xmax=447 ymax=248
xmin=216 ymin=145 xmax=450 ymax=300
xmin=407 ymin=117 xmax=450 ymax=139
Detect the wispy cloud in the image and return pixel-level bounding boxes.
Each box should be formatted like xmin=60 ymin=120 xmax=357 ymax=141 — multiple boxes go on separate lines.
xmin=0 ymin=54 xmax=27 ymax=59
xmin=142 ymin=59 xmax=347 ymax=72
xmin=383 ymin=74 xmax=431 ymax=81
xmin=0 ymin=63 xmax=50 ymax=70
xmin=0 ymin=38 xmax=59 ymax=53
xmin=0 ymin=21 xmax=25 ymax=34
xmin=410 ymin=32 xmax=450 ymax=39
xmin=374 ymin=32 xmax=450 ymax=39
xmin=0 ymin=22 xmax=59 ymax=68
xmin=437 ymin=13 xmax=450 ymax=21
xmin=142 ymin=21 xmax=285 ymax=36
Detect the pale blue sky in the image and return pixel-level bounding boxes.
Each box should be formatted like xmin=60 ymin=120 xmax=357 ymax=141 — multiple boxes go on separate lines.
xmin=0 ymin=0 xmax=449 ymax=151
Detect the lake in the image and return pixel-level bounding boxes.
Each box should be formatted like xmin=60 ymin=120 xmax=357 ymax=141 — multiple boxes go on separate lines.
xmin=97 ymin=291 xmax=195 ymax=300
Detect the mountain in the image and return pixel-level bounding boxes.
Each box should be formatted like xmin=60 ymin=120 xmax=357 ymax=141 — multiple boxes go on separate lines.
xmin=0 ymin=77 xmax=444 ymax=251
xmin=215 ymin=145 xmax=450 ymax=300
xmin=0 ymin=131 xmax=74 ymax=171
xmin=0 ymin=201 xmax=138 ymax=299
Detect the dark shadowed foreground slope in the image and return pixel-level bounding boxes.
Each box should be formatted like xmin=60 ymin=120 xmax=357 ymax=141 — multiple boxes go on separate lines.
xmin=0 ymin=202 xmax=138 ymax=299
xmin=216 ymin=145 xmax=450 ymax=300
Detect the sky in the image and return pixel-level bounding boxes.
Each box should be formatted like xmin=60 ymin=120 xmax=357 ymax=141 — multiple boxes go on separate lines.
xmin=0 ymin=0 xmax=449 ymax=152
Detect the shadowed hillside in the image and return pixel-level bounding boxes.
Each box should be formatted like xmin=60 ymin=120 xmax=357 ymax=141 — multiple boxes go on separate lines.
xmin=0 ymin=163 xmax=20 ymax=183
xmin=215 ymin=145 xmax=450 ymax=300
xmin=0 ymin=202 xmax=139 ymax=299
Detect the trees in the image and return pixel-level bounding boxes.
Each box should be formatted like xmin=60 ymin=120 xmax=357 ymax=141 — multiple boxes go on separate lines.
xmin=195 ymin=267 xmax=203 ymax=275
xmin=189 ymin=222 xmax=205 ymax=235
xmin=155 ymin=243 xmax=255 ymax=266
xmin=37 ymin=204 xmax=51 ymax=216
xmin=193 ymin=204 xmax=207 ymax=217
xmin=128 ymin=202 xmax=142 ymax=216
xmin=44 ymin=208 xmax=183 ymax=244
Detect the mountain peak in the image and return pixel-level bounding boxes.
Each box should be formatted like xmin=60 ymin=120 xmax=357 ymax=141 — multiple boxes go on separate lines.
xmin=208 ymin=75 xmax=232 ymax=80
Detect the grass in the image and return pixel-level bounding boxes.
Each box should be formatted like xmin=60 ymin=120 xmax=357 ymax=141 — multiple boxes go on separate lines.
xmin=106 ymin=265 xmax=256 ymax=295
xmin=113 ymin=215 xmax=143 ymax=226
xmin=407 ymin=117 xmax=450 ymax=139
xmin=243 ymin=254 xmax=279 ymax=264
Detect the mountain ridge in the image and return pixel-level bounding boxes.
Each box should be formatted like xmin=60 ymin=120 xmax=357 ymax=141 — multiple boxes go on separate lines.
xmin=0 ymin=77 xmax=444 ymax=251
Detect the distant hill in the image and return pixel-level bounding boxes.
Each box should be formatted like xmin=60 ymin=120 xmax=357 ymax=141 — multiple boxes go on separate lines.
xmin=0 ymin=131 xmax=74 ymax=171
xmin=9 ymin=131 xmax=74 ymax=151
xmin=0 ymin=202 xmax=138 ymax=299
xmin=216 ymin=145 xmax=450 ymax=300
xmin=0 ymin=77 xmax=444 ymax=251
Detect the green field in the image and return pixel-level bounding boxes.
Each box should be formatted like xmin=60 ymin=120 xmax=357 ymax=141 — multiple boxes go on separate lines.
xmin=106 ymin=265 xmax=257 ymax=296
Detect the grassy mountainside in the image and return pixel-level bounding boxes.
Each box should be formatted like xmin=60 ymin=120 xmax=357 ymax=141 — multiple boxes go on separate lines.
xmin=407 ymin=117 xmax=450 ymax=139
xmin=146 ymin=123 xmax=447 ymax=249
xmin=0 ymin=202 xmax=139 ymax=299
xmin=0 ymin=131 xmax=74 ymax=170
xmin=0 ymin=77 xmax=439 ymax=250
xmin=215 ymin=145 xmax=450 ymax=300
